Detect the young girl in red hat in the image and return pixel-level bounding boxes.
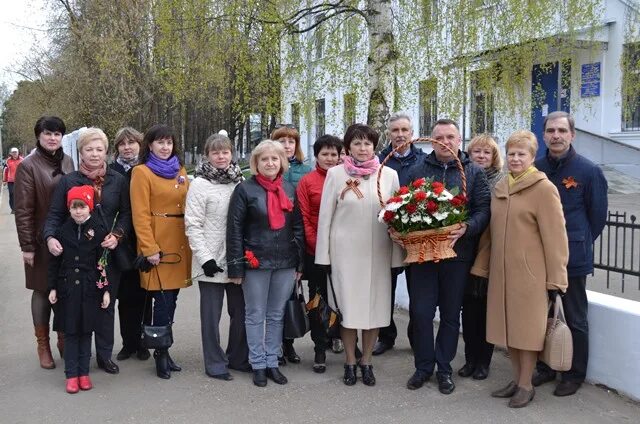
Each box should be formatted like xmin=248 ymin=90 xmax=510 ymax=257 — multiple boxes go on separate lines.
xmin=48 ymin=185 xmax=111 ymax=393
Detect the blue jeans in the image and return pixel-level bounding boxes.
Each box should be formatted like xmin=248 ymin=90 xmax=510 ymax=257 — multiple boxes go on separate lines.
xmin=152 ymin=290 xmax=179 ymax=326
xmin=242 ymin=268 xmax=295 ymax=369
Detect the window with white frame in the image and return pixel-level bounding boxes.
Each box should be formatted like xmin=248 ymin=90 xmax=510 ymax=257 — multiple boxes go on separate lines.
xmin=470 ymin=71 xmax=495 ymax=135
xmin=419 ymin=78 xmax=438 ymax=135
xmin=622 ymin=43 xmax=640 ymax=131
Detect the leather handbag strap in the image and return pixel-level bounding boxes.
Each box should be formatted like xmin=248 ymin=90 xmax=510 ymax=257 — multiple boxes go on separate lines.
xmin=326 ymin=272 xmax=341 ymax=313
xmin=141 ymin=266 xmax=172 ymax=326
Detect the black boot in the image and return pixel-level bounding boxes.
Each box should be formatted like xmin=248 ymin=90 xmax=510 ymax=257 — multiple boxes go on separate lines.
xmin=167 ymin=351 xmax=182 ymax=372
xmin=283 ymin=339 xmax=300 ymax=363
xmin=153 ymin=349 xmax=170 ymax=379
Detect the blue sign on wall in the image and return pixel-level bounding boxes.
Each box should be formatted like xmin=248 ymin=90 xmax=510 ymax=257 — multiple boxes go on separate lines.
xmin=581 ymin=62 xmax=601 ymax=97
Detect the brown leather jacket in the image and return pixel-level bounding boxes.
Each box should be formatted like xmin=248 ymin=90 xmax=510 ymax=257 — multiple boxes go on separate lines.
xmin=14 ymin=148 xmax=74 ymax=291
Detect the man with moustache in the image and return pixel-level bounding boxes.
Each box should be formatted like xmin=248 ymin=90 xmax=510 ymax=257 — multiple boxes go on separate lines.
xmin=532 ymin=111 xmax=608 ymax=396
xmin=404 ymin=119 xmax=490 ymax=394
xmin=373 ymin=112 xmax=425 ymax=356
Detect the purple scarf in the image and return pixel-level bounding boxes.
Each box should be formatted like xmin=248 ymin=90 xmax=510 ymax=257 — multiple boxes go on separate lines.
xmin=146 ymin=152 xmax=180 ymax=179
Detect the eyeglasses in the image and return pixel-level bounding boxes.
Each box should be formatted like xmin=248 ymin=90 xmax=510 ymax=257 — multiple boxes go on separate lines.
xmin=274 ymin=123 xmax=296 ymax=129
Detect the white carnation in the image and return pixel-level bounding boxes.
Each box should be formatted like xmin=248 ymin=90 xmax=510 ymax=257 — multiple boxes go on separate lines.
xmin=385 ymin=202 xmax=402 ymax=211
xmin=401 ymin=215 xmax=410 ymax=224
xmin=423 ymin=215 xmax=433 ymax=225
xmin=410 ymin=215 xmax=421 ymax=223
xmin=434 ymin=211 xmax=449 ymax=221
xmin=437 ymin=190 xmax=454 ymax=201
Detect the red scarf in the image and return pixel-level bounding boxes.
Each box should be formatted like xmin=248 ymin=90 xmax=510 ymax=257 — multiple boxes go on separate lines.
xmin=255 ymin=174 xmax=293 ymax=230
xmin=79 ymin=161 xmax=107 ymax=203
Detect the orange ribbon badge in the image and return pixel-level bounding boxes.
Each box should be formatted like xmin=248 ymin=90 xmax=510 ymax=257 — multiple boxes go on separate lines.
xmin=340 ymin=179 xmax=364 ymax=200
xmin=562 ymin=176 xmax=578 ymax=189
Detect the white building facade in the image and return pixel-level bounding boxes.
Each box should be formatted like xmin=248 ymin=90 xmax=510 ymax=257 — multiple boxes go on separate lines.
xmin=280 ymin=0 xmax=640 ymax=176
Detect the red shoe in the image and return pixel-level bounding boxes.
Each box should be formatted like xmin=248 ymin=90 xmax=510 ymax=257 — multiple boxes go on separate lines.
xmin=78 ymin=375 xmax=92 ymax=390
xmin=66 ymin=377 xmax=79 ymax=394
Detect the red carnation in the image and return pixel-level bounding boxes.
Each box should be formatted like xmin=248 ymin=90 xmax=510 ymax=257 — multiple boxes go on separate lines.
xmin=432 ymin=181 xmax=444 ymax=196
xmin=383 ymin=211 xmax=396 ymax=222
xmin=248 ymin=258 xmax=259 ymax=268
xmin=406 ymin=203 xmax=418 ymax=214
xmin=426 ymin=200 xmax=438 ymax=214
xmin=411 ymin=178 xmax=426 ymax=188
xmin=388 ymin=196 xmax=403 ymax=204
xmin=451 ymin=194 xmax=467 ymax=207
xmin=398 ymin=186 xmax=410 ymax=195
xmin=414 ymin=191 xmax=427 ymax=201
xmin=244 ymin=250 xmax=256 ymax=260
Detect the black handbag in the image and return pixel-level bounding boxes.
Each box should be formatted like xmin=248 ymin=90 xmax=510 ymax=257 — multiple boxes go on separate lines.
xmin=306 ymin=271 xmax=342 ymax=339
xmin=283 ymin=280 xmax=310 ymax=339
xmin=140 ymin=268 xmax=173 ymax=349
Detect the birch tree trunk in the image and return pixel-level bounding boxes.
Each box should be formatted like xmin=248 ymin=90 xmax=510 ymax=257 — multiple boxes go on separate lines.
xmin=366 ymin=0 xmax=397 ymax=146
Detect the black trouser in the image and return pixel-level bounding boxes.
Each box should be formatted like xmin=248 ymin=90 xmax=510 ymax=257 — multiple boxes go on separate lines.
xmin=378 ymin=267 xmax=414 ymax=348
xmin=461 ymin=276 xmax=494 ymax=368
xmin=537 ymin=275 xmax=589 ymax=383
xmin=199 ymin=281 xmax=249 ymax=374
xmin=304 ymin=253 xmax=330 ymax=353
xmin=65 ymin=332 xmax=92 ymax=378
xmin=95 ymin=266 xmax=121 ymax=360
xmin=118 ymin=269 xmax=152 ymax=352
xmin=408 ymin=260 xmax=470 ymax=376
xmin=7 ymin=182 xmax=15 ymax=211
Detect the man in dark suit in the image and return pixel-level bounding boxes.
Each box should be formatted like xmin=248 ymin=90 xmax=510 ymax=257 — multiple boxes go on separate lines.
xmin=533 ymin=111 xmax=608 ymax=396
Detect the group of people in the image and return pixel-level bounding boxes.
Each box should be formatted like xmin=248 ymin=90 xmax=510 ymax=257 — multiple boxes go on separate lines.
xmin=9 ymin=110 xmax=607 ymax=408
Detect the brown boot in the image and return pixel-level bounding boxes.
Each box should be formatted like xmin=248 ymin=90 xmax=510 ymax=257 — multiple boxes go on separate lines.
xmin=34 ymin=325 xmax=55 ymax=369
xmin=57 ymin=332 xmax=64 ymax=358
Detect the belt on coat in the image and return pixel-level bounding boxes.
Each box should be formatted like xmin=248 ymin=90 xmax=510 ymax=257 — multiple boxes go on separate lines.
xmin=152 ymin=212 xmax=184 ymax=218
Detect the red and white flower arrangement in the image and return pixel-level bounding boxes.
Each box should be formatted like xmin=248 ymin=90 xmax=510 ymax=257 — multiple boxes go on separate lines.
xmin=378 ymin=177 xmax=468 ymax=233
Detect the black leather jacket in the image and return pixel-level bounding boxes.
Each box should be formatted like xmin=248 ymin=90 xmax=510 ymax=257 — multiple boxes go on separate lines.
xmin=226 ymin=176 xmax=304 ymax=278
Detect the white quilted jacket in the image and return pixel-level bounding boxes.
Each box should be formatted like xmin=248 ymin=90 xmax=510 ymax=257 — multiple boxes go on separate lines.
xmin=185 ymin=176 xmax=238 ymax=283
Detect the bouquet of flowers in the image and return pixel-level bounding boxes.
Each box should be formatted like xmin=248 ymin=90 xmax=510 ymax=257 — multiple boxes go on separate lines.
xmin=379 ymin=177 xmax=468 ymax=233
xmin=378 ymin=177 xmax=468 ymax=263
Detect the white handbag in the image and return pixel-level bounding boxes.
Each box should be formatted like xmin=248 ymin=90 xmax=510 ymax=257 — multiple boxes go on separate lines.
xmin=539 ymin=294 xmax=573 ymax=371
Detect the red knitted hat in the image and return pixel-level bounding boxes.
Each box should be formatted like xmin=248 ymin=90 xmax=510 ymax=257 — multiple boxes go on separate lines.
xmin=67 ymin=185 xmax=95 ymax=211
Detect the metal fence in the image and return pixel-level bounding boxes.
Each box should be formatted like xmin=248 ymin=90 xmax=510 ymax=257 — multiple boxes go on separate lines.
xmin=593 ymin=211 xmax=640 ymax=293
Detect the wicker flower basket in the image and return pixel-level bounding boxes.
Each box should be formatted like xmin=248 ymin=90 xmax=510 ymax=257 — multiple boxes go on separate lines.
xmin=377 ymin=137 xmax=466 ymax=264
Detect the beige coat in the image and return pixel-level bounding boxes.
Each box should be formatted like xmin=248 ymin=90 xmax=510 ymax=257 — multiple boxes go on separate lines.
xmin=131 ymin=164 xmax=192 ymax=291
xmin=315 ymin=165 xmax=404 ymax=329
xmin=471 ymin=171 xmax=568 ymax=351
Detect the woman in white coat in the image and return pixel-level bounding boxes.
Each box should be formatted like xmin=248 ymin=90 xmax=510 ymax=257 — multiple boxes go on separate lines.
xmin=316 ymin=124 xmax=403 ymax=387
xmin=185 ymin=134 xmax=249 ymax=381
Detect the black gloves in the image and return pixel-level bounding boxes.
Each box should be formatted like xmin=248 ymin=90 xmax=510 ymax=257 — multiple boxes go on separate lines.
xmin=133 ymin=255 xmax=154 ymax=273
xmin=202 ymin=259 xmax=224 ymax=277
xmin=318 ymin=264 xmax=332 ymax=275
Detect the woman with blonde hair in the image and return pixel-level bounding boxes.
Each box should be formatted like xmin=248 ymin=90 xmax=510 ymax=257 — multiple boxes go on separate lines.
xmin=226 ymin=140 xmax=304 ymax=387
xmin=44 ymin=127 xmax=132 ymax=375
xmin=459 ymin=133 xmax=505 ymax=380
xmin=471 ymin=130 xmax=568 ymax=408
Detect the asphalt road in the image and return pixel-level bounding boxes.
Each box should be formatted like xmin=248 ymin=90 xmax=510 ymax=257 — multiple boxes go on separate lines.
xmin=1 ymin=185 xmax=638 ymax=423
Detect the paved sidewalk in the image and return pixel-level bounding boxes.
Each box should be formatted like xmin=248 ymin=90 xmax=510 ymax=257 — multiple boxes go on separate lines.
xmin=1 ymin=185 xmax=638 ymax=423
